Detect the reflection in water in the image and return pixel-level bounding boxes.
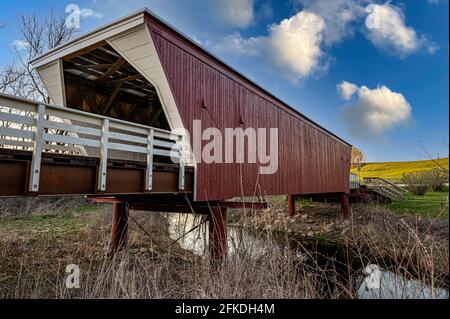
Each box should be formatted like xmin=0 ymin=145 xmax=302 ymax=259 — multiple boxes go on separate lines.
xmin=167 ymin=213 xmax=267 ymax=258
xmin=168 ymin=213 xmax=449 ymax=299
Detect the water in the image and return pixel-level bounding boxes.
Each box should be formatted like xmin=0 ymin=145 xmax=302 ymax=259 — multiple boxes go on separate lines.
xmin=167 ymin=213 xmax=267 ymax=258
xmin=167 ymin=213 xmax=449 ymax=300
xmin=358 ymin=266 xmax=448 ymax=299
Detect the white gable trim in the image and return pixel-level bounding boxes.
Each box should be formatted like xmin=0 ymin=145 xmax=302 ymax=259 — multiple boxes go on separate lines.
xmin=106 ymin=24 xmax=184 ymax=131
xmin=31 ymin=12 xmax=145 ymax=69
xmin=36 ymin=59 xmax=66 ymax=106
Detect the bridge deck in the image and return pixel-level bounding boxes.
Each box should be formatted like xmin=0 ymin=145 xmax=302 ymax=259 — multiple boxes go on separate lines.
xmin=0 ymin=93 xmax=193 ymax=198
xmin=0 ymin=149 xmax=193 ymax=197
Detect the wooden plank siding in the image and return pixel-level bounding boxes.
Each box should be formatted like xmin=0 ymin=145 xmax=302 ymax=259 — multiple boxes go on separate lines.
xmin=144 ymin=15 xmax=350 ymax=201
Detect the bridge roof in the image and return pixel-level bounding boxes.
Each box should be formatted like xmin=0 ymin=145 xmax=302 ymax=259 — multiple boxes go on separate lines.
xmin=30 ymin=8 xmax=351 ymax=147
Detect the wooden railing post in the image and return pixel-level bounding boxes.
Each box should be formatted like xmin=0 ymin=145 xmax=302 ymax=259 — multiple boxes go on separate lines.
xmin=179 ymin=135 xmax=186 ymax=191
xmin=98 ymin=118 xmax=109 ymax=191
xmin=29 ymin=104 xmax=45 ymax=192
xmin=145 ymin=128 xmax=154 ymax=191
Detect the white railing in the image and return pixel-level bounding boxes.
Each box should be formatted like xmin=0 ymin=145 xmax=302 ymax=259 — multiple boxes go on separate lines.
xmin=350 ymin=172 xmax=360 ymax=190
xmin=0 ymin=93 xmax=188 ymax=193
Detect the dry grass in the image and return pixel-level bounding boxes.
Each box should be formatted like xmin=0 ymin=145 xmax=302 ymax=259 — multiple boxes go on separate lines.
xmin=0 ymin=200 xmax=335 ymax=299
xmin=346 ymin=203 xmax=449 ymax=292
xmin=0 ymin=197 xmax=448 ymax=299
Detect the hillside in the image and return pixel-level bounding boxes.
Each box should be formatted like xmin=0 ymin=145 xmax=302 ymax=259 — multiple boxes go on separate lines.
xmin=351 ymin=158 xmax=449 ymax=182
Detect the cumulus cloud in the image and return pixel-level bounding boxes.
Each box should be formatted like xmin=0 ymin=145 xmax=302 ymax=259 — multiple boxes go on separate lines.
xmin=295 ymin=0 xmax=365 ymax=45
xmin=268 ymin=12 xmax=326 ymax=82
xmin=337 ymin=81 xmax=359 ymax=100
xmin=216 ymin=11 xmax=327 ymax=84
xmin=338 ymin=81 xmax=412 ymax=139
xmin=216 ymin=0 xmax=254 ymax=28
xmin=364 ymin=3 xmax=437 ymax=57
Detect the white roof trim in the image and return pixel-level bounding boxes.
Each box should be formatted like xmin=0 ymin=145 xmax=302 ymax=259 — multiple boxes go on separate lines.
xmin=30 ymin=10 xmax=146 ymax=69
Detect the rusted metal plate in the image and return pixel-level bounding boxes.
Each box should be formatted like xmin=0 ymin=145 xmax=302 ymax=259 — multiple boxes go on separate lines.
xmin=38 ymin=163 xmax=96 ymax=195
xmin=0 ymin=150 xmax=193 ymax=198
xmin=106 ymin=167 xmax=144 ymax=193
xmin=0 ymin=160 xmax=28 ymax=196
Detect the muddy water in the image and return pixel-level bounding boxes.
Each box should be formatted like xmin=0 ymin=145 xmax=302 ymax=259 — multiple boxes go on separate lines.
xmin=167 ymin=213 xmax=449 ymax=299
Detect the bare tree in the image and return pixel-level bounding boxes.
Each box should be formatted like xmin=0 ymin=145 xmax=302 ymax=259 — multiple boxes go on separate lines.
xmin=1 ymin=11 xmax=75 ymax=101
xmin=1 ymin=12 xmax=75 ymax=151
xmin=419 ymin=140 xmax=449 ymax=174
xmin=351 ymin=147 xmax=366 ymax=168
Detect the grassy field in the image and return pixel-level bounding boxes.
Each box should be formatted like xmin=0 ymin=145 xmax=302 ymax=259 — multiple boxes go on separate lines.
xmin=351 ymin=158 xmax=449 ymax=182
xmin=388 ymin=188 xmax=449 ymax=220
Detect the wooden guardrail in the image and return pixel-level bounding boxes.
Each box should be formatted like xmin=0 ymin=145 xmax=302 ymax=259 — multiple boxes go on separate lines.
xmin=0 ymin=93 xmax=189 ymax=193
xmin=363 ymin=177 xmax=408 ymax=201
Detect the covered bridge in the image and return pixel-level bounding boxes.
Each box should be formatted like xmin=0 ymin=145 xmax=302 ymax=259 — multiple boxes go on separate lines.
xmin=0 ymin=8 xmax=352 ymax=258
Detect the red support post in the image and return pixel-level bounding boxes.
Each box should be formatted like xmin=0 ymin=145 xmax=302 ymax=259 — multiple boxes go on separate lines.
xmin=110 ymin=202 xmax=129 ymax=253
xmin=288 ymin=194 xmax=295 ymax=217
xmin=341 ymin=195 xmax=350 ymax=220
xmin=209 ymin=206 xmax=227 ymax=266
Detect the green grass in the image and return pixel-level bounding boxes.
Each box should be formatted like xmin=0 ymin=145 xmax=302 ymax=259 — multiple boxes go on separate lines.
xmin=388 ymin=188 xmax=449 ymax=219
xmin=351 ymin=158 xmax=449 ymax=182
xmin=0 ymin=204 xmax=103 ymax=238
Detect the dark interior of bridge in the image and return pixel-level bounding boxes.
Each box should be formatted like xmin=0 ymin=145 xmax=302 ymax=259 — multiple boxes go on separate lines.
xmin=62 ymin=41 xmax=170 ymax=130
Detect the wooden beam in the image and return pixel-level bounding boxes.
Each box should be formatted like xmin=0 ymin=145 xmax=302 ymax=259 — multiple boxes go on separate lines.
xmin=64 ymin=72 xmax=148 ymax=106
xmin=150 ymin=107 xmax=164 ymax=126
xmin=99 ymin=81 xmax=124 ymax=115
xmin=105 ymin=74 xmax=142 ymax=84
xmin=96 ymin=57 xmax=126 ymax=81
xmin=63 ymin=40 xmax=107 ymax=61
xmin=77 ymin=63 xmax=113 ymax=70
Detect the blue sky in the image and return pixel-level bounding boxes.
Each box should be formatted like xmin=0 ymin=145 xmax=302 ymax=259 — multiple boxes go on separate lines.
xmin=0 ymin=0 xmax=448 ymax=162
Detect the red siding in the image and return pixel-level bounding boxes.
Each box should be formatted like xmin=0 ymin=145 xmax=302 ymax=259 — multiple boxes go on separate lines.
xmin=145 ymin=16 xmax=351 ymax=202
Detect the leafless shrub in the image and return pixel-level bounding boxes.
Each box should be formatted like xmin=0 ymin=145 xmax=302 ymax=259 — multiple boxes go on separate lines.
xmin=426 ymin=169 xmax=449 ymax=192
xmin=347 ymin=204 xmax=449 ymax=295
xmin=402 ymin=172 xmax=430 ymax=195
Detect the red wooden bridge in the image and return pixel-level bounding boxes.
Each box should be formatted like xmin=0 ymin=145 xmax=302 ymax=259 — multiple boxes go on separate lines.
xmin=0 ymin=9 xmax=354 ymax=263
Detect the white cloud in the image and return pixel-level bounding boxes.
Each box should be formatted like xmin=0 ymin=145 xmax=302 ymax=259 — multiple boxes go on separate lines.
xmin=339 ymin=81 xmax=413 ymax=139
xmin=11 ymin=39 xmax=29 ymax=51
xmin=337 ymin=81 xmax=359 ymax=100
xmin=216 ymin=0 xmax=254 ymax=28
xmin=79 ymin=8 xmax=103 ymax=19
xmin=364 ymin=3 xmax=436 ymax=57
xmin=267 ymin=12 xmax=326 ymax=82
xmin=216 ymin=11 xmax=327 ymax=84
xmin=214 ymin=32 xmax=264 ymax=57
xmin=295 ymin=0 xmax=365 ymax=45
